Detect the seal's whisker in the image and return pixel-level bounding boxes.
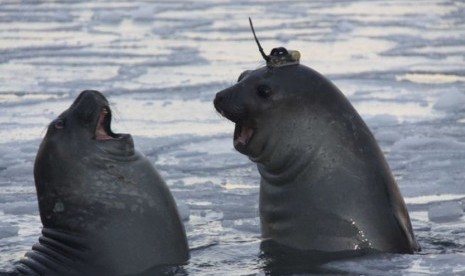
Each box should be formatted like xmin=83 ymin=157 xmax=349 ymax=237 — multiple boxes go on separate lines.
xmin=39 ymin=125 xmax=48 ymax=137
xmin=109 ymin=102 xmax=121 ymax=121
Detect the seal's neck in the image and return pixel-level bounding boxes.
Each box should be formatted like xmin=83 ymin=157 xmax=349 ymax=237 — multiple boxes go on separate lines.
xmin=255 ymin=146 xmax=314 ymax=185
xmin=249 ymin=125 xmax=318 ymax=185
xmin=250 ymin=104 xmax=366 ymax=185
xmin=16 ymin=228 xmax=89 ymax=275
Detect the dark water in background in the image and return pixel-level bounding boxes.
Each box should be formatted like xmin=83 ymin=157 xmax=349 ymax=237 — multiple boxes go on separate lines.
xmin=1 ymin=1 xmax=465 ymax=275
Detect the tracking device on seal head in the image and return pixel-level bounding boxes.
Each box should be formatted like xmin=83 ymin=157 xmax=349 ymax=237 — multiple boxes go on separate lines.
xmin=248 ymin=17 xmax=301 ymax=67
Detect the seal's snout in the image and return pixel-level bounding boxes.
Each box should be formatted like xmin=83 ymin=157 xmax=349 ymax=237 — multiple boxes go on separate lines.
xmin=213 ymin=89 xmax=244 ymax=124
xmin=213 ymin=90 xmax=228 ymax=115
xmin=67 ymin=90 xmax=127 ymax=142
xmin=214 ymin=89 xmax=255 ymax=149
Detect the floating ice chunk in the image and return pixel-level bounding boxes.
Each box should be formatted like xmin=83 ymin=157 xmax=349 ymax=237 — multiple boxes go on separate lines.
xmin=364 ymin=114 xmax=399 ymax=127
xmin=428 ymin=201 xmax=463 ymax=223
xmin=0 ymin=222 xmax=19 ymax=239
xmin=374 ymin=130 xmax=401 ymax=144
xmin=335 ymin=20 xmax=354 ymax=32
xmin=276 ymin=33 xmax=296 ymax=43
xmin=2 ymin=202 xmax=38 ymax=215
xmin=405 ymin=194 xmax=465 ymax=205
xmin=423 ymin=253 xmax=465 ymax=274
xmin=221 ymin=204 xmax=257 ymax=220
xmin=433 ymin=91 xmax=465 ymax=112
xmin=199 ymin=210 xmax=223 ymax=220
xmin=131 ymin=6 xmax=155 ymax=22
xmin=222 ymin=218 xmax=260 ymax=233
xmin=176 ymin=201 xmax=190 ymax=222
xmin=92 ymin=11 xmax=124 ymax=24
xmin=392 ymin=136 xmax=465 ymax=152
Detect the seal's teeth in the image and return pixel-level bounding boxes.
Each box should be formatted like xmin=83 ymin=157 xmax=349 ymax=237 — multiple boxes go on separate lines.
xmin=95 ymin=107 xmax=114 ymax=140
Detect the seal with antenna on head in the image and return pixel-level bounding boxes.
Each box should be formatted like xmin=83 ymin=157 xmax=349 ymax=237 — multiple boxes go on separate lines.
xmin=214 ymin=18 xmax=420 ymax=263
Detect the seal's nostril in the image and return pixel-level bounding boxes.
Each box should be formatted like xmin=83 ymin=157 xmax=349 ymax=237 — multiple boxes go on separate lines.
xmin=214 ymin=92 xmax=230 ymax=116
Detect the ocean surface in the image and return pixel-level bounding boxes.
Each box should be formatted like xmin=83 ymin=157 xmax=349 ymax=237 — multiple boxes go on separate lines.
xmin=1 ymin=0 xmax=465 ymax=275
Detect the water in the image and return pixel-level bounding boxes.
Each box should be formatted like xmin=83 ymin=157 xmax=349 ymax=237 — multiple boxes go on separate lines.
xmin=1 ymin=0 xmax=465 ymax=275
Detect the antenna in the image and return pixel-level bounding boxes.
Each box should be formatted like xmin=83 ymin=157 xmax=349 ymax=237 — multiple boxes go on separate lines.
xmin=249 ymin=17 xmax=270 ymax=62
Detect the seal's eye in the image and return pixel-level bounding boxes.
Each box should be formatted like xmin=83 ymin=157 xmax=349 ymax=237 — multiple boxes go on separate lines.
xmin=256 ymin=85 xmax=272 ymax=98
xmin=54 ymin=119 xmax=65 ymax=129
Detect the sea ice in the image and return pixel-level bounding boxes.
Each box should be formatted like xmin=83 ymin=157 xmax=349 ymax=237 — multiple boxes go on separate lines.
xmin=364 ymin=114 xmax=399 ymax=127
xmin=176 ymin=201 xmax=191 ymax=222
xmin=0 ymin=222 xmax=19 ymax=239
xmin=92 ymin=11 xmax=124 ymax=24
xmin=391 ymin=136 xmax=465 ymax=152
xmin=428 ymin=201 xmax=464 ymax=223
xmin=433 ymin=91 xmax=465 ymax=112
xmin=2 ymin=202 xmax=38 ymax=216
xmin=131 ymin=6 xmax=155 ymax=22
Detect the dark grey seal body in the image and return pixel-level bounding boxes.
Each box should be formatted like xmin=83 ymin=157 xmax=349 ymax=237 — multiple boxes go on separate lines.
xmin=16 ymin=90 xmax=189 ymax=276
xmin=214 ymin=48 xmax=420 ymax=256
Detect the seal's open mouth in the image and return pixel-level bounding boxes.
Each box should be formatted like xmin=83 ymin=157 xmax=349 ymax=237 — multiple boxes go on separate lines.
xmin=234 ymin=124 xmax=255 ymax=147
xmin=95 ymin=107 xmax=120 ymax=141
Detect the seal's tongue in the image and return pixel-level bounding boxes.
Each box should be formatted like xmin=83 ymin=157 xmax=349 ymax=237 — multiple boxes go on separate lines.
xmin=95 ymin=108 xmax=114 ymax=141
xmin=235 ymin=125 xmax=254 ymax=146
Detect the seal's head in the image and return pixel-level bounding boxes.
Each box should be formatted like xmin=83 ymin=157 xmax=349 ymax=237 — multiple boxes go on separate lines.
xmin=42 ymin=89 xmax=133 ymax=155
xmin=34 ymin=90 xmax=135 ymax=229
xmin=214 ymin=19 xmax=333 ymax=164
xmin=213 ymin=55 xmax=347 ymax=167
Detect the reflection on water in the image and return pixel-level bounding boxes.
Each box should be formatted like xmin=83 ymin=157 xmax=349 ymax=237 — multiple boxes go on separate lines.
xmin=260 ymin=240 xmax=378 ymax=275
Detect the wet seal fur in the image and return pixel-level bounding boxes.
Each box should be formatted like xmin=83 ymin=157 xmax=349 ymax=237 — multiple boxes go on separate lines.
xmin=214 ymin=21 xmax=420 ymax=259
xmin=16 ymin=90 xmax=189 ymax=276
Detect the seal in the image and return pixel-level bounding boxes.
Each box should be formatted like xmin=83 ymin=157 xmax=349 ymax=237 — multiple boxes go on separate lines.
xmin=213 ymin=20 xmax=420 ymax=256
xmin=15 ymin=90 xmax=189 ymax=276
